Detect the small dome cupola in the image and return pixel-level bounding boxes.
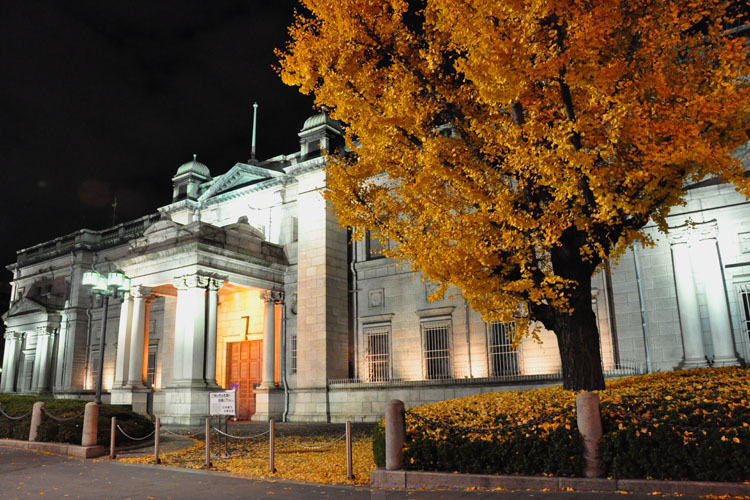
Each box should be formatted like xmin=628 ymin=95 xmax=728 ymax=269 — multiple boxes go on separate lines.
xmin=172 ymin=154 xmax=211 ymax=202
xmin=299 ymin=108 xmax=343 ymax=159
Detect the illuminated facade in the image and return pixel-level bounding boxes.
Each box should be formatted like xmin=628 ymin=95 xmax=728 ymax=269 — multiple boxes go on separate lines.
xmin=2 ymin=112 xmax=748 ymax=423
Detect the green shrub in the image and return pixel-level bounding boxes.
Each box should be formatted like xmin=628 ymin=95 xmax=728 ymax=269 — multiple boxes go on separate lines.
xmin=402 ymin=415 xmax=584 ymax=476
xmin=0 ymin=394 xmax=153 ymax=447
xmin=372 ymin=419 xmax=385 ymax=468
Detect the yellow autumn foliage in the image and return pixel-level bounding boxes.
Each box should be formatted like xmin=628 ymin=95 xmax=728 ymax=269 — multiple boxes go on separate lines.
xmin=278 ymin=0 xmax=750 ymax=391
xmin=400 ymin=367 xmax=749 ymax=480
xmin=119 ymin=430 xmax=376 ymax=486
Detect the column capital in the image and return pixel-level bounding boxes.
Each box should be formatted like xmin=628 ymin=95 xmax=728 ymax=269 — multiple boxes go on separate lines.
xmin=667 ymin=226 xmax=691 ymax=246
xmin=207 ymin=278 xmax=224 ymax=291
xmin=694 ymin=221 xmax=719 ymax=242
xmin=35 ymin=325 xmax=57 ymax=337
xmin=4 ymin=330 xmax=24 ymax=341
xmin=130 ymin=285 xmax=150 ymax=299
xmin=172 ymin=274 xmax=210 ymax=290
xmin=668 ymin=221 xmax=719 ymax=245
xmin=260 ymin=290 xmax=284 ymax=303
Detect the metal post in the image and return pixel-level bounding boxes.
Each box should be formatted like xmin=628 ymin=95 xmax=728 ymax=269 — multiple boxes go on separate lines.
xmin=346 ymin=420 xmax=354 ymax=480
xmin=96 ymin=295 xmax=109 ymax=405
xmin=222 ymin=416 xmax=228 ymax=458
xmin=269 ymin=419 xmax=275 ymax=473
xmin=154 ymin=417 xmax=161 ymax=464
xmin=110 ymin=417 xmax=116 ymax=459
xmin=204 ymin=417 xmax=211 ymax=469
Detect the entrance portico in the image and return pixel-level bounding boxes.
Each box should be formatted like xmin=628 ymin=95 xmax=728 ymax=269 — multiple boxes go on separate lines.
xmin=110 ymin=215 xmax=286 ymax=425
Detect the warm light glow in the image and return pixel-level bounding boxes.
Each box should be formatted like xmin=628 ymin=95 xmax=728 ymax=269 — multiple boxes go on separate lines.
xmin=216 ymin=286 xmax=266 ymax=388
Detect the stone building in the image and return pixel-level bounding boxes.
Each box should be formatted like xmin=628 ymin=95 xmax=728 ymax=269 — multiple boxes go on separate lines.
xmin=1 ymin=111 xmax=748 ymax=424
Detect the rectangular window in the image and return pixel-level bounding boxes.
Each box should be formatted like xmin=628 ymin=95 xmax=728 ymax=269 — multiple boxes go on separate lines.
xmin=146 ymin=344 xmax=158 ymax=389
xmin=88 ymin=348 xmax=99 ymax=391
xmin=739 ymin=287 xmax=750 ymax=342
xmin=366 ymin=229 xmax=387 ymax=260
xmin=364 ymin=326 xmax=390 ymax=382
xmin=487 ymin=321 xmax=519 ymax=376
xmin=422 ymin=320 xmax=452 ymax=380
xmin=290 ymin=333 xmax=297 ymax=374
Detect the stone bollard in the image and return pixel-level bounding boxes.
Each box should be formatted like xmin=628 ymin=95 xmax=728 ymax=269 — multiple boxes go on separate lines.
xmin=576 ymin=391 xmax=603 ymax=478
xmin=28 ymin=402 xmax=46 ymax=442
xmin=81 ymin=402 xmax=99 ymax=447
xmin=385 ymin=399 xmax=405 ymax=471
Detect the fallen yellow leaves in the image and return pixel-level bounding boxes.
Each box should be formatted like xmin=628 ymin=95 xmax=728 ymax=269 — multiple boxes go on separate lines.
xmin=119 ymin=430 xmax=376 ymax=486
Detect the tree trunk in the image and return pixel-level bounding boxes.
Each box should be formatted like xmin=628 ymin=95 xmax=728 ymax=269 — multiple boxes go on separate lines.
xmin=553 ymin=304 xmax=605 ymax=391
xmin=548 ymin=229 xmax=606 ymax=391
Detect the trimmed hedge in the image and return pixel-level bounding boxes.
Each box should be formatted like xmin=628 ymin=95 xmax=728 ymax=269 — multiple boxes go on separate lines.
xmin=372 ymin=420 xmax=386 ymax=467
xmin=598 ymin=368 xmax=750 ymax=482
xmin=0 ymin=394 xmax=153 ymax=447
xmin=377 ymin=367 xmax=749 ymax=481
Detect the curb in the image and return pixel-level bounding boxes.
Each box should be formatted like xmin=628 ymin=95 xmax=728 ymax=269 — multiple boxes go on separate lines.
xmin=370 ymin=469 xmax=750 ymax=497
xmin=0 ymin=438 xmax=105 ymax=459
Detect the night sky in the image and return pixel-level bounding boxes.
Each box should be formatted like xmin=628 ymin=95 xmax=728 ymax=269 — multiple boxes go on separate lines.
xmin=0 ymin=1 xmax=316 ymax=306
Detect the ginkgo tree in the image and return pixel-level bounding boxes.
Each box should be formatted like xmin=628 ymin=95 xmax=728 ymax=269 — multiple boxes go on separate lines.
xmin=278 ymin=0 xmax=750 ymax=390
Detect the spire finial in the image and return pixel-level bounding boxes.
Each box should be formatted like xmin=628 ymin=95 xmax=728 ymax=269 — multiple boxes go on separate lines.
xmin=251 ymin=102 xmax=258 ymax=160
xmin=193 ymin=153 xmax=197 ymax=161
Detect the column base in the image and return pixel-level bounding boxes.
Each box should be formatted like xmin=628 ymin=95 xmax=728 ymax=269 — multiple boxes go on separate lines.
xmin=160 ymin=386 xmax=213 ymax=426
xmin=110 ymin=387 xmax=150 ymax=415
xmin=251 ymin=387 xmax=284 ymax=422
xmin=285 ymin=388 xmax=331 ymax=422
xmin=711 ymin=355 xmax=740 ymax=367
xmin=681 ymin=357 xmax=709 ymax=369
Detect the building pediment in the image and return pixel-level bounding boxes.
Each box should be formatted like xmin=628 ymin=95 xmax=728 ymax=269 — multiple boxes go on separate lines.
xmin=2 ymin=297 xmax=48 ymax=321
xmin=2 ymin=297 xmax=61 ymax=332
xmin=199 ymin=163 xmax=283 ymax=202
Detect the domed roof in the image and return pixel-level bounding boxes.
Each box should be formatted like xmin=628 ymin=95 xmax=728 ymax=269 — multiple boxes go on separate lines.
xmin=302 ymin=109 xmax=343 ymax=133
xmin=175 ymin=154 xmax=210 ymax=178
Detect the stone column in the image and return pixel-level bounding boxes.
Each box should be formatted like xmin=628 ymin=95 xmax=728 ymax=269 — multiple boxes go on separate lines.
xmin=670 ymin=234 xmax=708 ymax=368
xmin=205 ymin=278 xmax=223 ymax=387
xmin=1 ymin=331 xmax=22 ymax=393
xmin=113 ymin=293 xmax=133 ymax=387
xmin=171 ymin=274 xmax=209 ymax=386
xmin=34 ymin=327 xmax=56 ymax=392
xmin=694 ymin=225 xmax=739 ymax=367
xmin=30 ymin=329 xmax=43 ymax=392
xmin=126 ymin=286 xmax=148 ymax=388
xmin=260 ymin=291 xmax=282 ymax=388
xmin=0 ymin=333 xmax=11 ymax=392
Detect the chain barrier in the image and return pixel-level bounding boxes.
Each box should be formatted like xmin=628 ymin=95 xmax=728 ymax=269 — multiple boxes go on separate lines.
xmin=116 ymin=424 xmax=156 ymax=441
xmin=160 ymin=428 xmax=205 ymax=439
xmin=279 ymin=432 xmax=347 ymax=451
xmin=0 ymin=404 xmax=32 ymax=421
xmin=41 ymin=407 xmax=83 ymax=423
xmin=211 ymin=427 xmax=269 ymax=440
xmin=404 ymin=405 xmax=576 ymax=435
xmin=602 ymin=402 xmax=746 ymax=433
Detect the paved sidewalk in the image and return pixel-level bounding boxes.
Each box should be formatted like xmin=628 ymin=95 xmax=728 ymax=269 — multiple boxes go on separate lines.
xmin=0 ymin=446 xmax=723 ymax=500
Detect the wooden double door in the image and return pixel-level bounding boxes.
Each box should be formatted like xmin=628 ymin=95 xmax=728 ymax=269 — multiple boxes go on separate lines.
xmin=227 ymin=340 xmax=262 ymax=420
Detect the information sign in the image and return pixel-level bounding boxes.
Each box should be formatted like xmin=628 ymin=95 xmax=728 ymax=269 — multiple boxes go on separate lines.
xmin=209 ymin=390 xmax=236 ymax=416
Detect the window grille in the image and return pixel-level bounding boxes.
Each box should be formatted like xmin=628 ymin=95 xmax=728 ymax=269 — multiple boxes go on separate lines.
xmin=88 ymin=348 xmax=99 ymax=390
xmin=146 ymin=345 xmax=158 ymax=389
xmin=421 ymin=320 xmax=452 ymax=379
xmin=739 ymin=286 xmax=750 ymax=343
xmin=364 ymin=326 xmax=390 ymax=382
xmin=487 ymin=321 xmax=519 ymax=376
xmin=290 ymin=333 xmax=297 ymax=374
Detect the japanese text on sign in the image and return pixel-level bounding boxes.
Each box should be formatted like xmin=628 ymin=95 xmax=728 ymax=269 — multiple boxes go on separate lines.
xmin=209 ymin=391 xmax=236 ymax=416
